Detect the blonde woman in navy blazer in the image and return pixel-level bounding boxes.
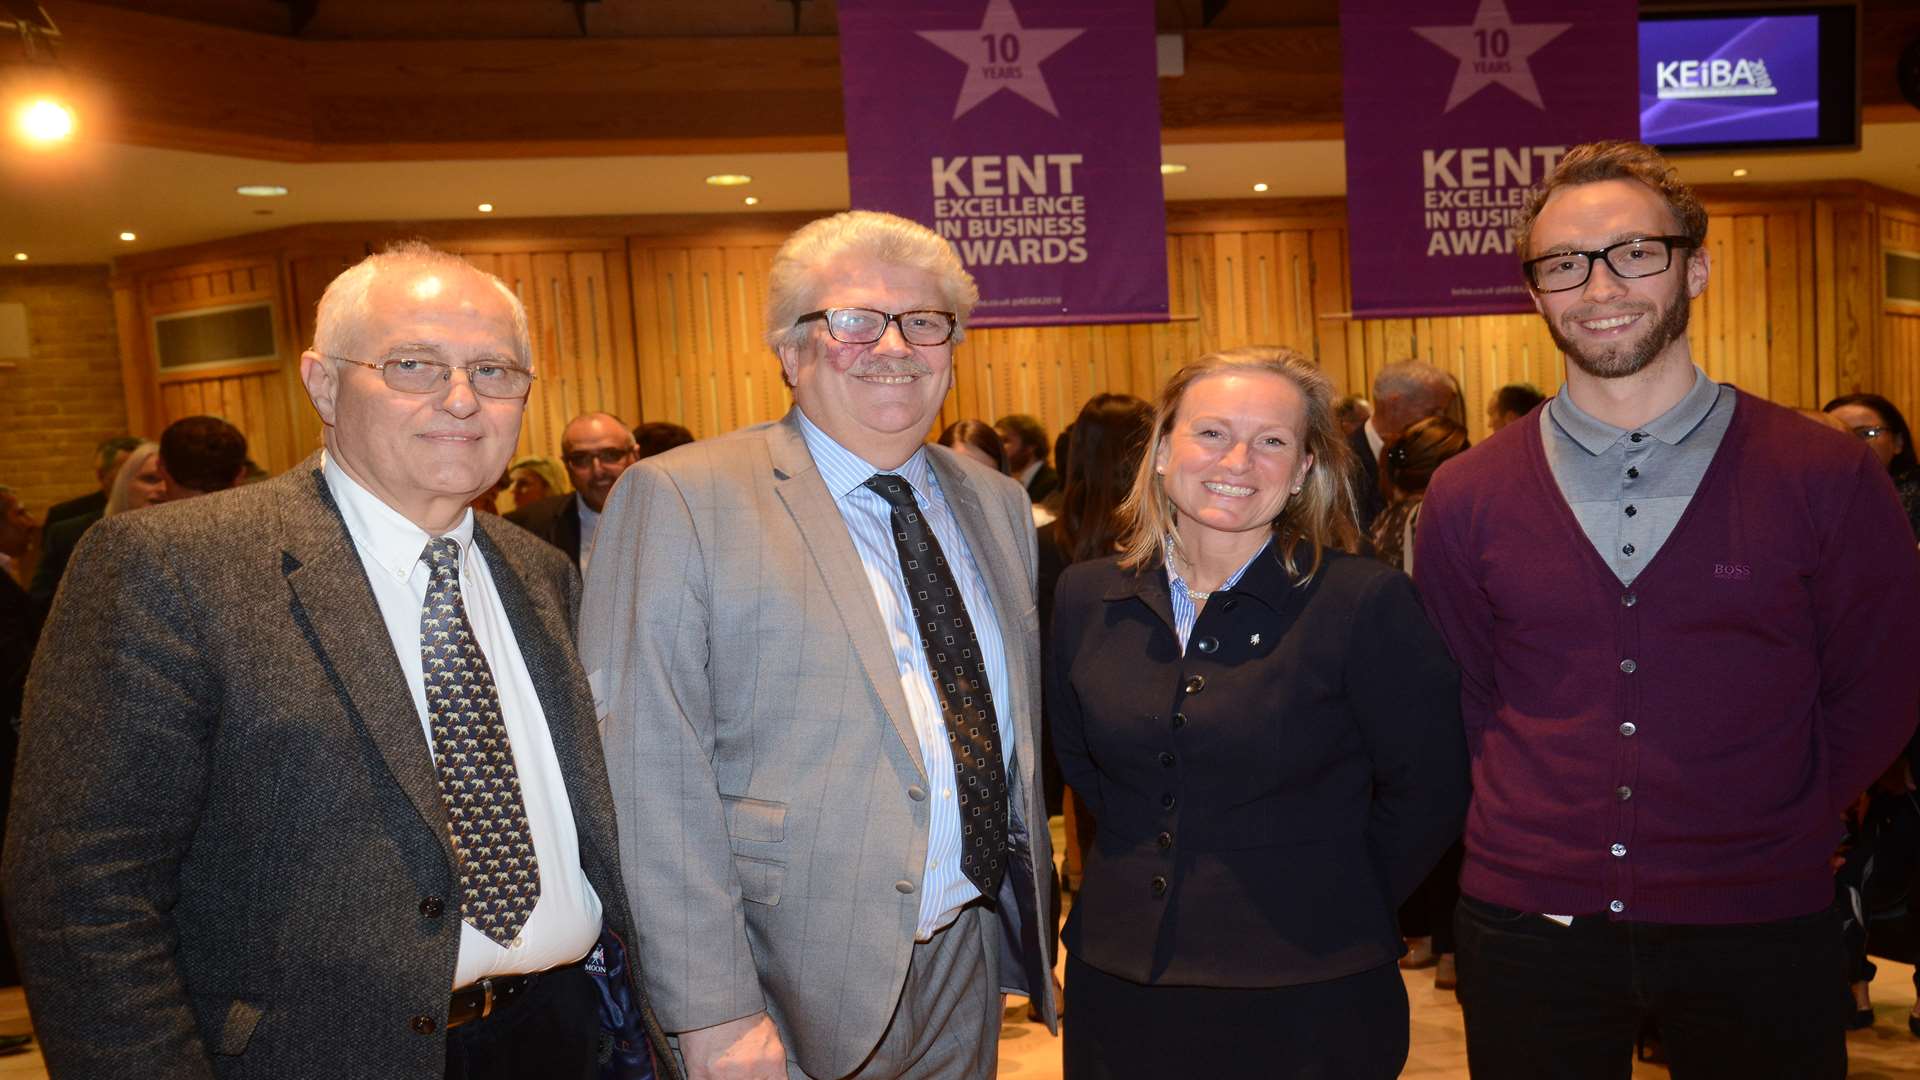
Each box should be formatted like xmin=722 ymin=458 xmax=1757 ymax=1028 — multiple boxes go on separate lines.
xmin=1049 ymin=346 xmax=1469 ymax=1079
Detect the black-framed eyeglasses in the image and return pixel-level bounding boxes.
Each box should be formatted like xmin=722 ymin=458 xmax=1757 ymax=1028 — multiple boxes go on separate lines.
xmin=795 ymin=307 xmax=957 ymax=347
xmin=1522 ymin=236 xmax=1695 ymax=294
xmin=1850 ymin=425 xmax=1890 ymax=441
xmin=562 ymin=448 xmax=635 ymax=469
xmin=324 ymin=353 xmax=535 ymax=399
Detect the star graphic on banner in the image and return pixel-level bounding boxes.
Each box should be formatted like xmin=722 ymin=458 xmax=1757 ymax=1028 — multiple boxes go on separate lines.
xmin=1412 ymin=0 xmax=1571 ymax=113
xmin=917 ymin=0 xmax=1086 ymax=120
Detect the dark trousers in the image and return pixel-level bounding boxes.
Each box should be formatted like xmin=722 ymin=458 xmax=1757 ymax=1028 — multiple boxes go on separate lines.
xmin=1454 ymin=894 xmax=1847 ymax=1080
xmin=1062 ymin=952 xmax=1407 ymax=1079
xmin=1398 ymin=839 xmax=1464 ymax=953
xmin=444 ymin=964 xmax=600 ymax=1080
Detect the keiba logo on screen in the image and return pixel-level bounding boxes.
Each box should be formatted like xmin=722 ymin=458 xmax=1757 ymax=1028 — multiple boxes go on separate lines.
xmin=1655 ymin=58 xmax=1777 ymax=100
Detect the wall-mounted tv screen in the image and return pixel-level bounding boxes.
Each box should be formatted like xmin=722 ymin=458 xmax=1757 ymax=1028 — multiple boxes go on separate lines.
xmin=1639 ymin=4 xmax=1859 ymax=152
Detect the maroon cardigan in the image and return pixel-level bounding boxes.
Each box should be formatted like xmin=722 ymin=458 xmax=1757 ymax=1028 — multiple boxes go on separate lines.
xmin=1415 ymin=389 xmax=1920 ymax=924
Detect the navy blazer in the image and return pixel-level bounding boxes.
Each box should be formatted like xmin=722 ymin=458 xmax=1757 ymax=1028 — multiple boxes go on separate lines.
xmin=1048 ymin=545 xmax=1467 ymax=988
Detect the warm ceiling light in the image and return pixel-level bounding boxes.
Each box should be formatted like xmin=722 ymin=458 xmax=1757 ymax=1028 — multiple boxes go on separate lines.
xmin=15 ymin=97 xmax=76 ymax=144
xmin=118 ymin=231 xmax=137 ymax=242
xmin=1252 ymin=182 xmax=1270 ymax=192
xmin=1731 ymin=168 xmax=1749 ymax=178
xmin=235 ymin=184 xmax=289 ymax=197
xmin=743 ymin=196 xmax=760 ymax=206
xmin=11 ymin=253 xmax=26 ymax=262
xmin=1160 ymin=163 xmax=1188 ymax=175
xmin=705 ymin=173 xmax=752 ymax=187
xmin=477 ymin=202 xmax=494 ymax=213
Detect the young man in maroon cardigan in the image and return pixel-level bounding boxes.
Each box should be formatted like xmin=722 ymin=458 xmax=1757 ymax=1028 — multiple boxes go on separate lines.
xmin=1415 ymin=140 xmax=1920 ymax=1079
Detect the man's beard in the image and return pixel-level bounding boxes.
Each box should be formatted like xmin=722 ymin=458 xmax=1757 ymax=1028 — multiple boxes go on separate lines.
xmin=1547 ymin=284 xmax=1692 ymax=380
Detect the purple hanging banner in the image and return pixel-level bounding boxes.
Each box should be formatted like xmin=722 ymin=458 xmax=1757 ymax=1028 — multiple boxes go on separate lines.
xmin=1340 ymin=0 xmax=1638 ymax=317
xmin=837 ymin=0 xmax=1168 ymax=327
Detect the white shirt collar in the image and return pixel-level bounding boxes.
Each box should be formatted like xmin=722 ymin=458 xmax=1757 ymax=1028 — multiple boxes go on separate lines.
xmin=1364 ymin=417 xmax=1385 ymax=460
xmin=1016 ymin=459 xmax=1043 ymax=487
xmin=321 ymin=450 xmax=475 ymax=581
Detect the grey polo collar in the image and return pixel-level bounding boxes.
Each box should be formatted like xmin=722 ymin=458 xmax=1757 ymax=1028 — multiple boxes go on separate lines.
xmin=1548 ymin=365 xmax=1721 ymax=457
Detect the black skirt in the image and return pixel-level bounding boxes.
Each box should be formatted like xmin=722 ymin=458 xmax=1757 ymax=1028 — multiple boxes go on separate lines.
xmin=1061 ymin=952 xmax=1410 ymax=1080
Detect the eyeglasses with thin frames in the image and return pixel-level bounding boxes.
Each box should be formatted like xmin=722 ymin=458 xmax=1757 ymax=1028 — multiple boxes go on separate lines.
xmin=795 ymin=307 xmax=958 ymax=347
xmin=324 ymin=353 xmax=536 ymax=399
xmin=562 ymin=448 xmax=635 ymax=469
xmin=1521 ymin=236 xmax=1696 ymax=295
xmin=1850 ymin=425 xmax=1890 ymax=441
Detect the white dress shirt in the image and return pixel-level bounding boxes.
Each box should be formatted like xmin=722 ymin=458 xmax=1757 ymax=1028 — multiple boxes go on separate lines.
xmin=323 ymin=453 xmax=602 ymax=988
xmin=793 ymin=410 xmax=1017 ymax=940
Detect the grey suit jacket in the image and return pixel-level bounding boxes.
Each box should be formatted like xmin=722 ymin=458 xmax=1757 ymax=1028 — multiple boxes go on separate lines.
xmin=582 ymin=409 xmax=1058 ymax=1079
xmin=2 ymin=454 xmax=676 ymax=1080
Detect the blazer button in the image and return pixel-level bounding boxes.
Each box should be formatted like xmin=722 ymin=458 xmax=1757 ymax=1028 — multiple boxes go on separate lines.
xmin=1221 ymin=599 xmax=1239 ymax=612
xmin=1158 ymin=752 xmax=1176 ymax=767
xmin=1161 ymin=793 xmax=1177 ymax=809
xmin=1150 ymin=876 xmax=1168 ymax=896
xmin=419 ymin=896 xmax=445 ymax=918
xmin=1171 ymin=712 xmax=1187 ymax=729
xmin=410 ymin=1015 xmax=436 ymax=1035
xmin=895 ymin=880 xmax=915 ymax=894
xmin=1156 ymin=831 xmax=1173 ymax=849
xmin=907 ymin=785 xmax=927 ymax=802
xmin=1183 ymin=675 xmax=1206 ymax=694
xmin=1194 ymin=636 xmax=1219 ymax=654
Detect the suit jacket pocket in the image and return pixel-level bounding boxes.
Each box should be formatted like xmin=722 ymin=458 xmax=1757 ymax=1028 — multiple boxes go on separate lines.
xmin=719 ymin=795 xmax=786 ymax=843
xmin=731 ymin=853 xmax=785 ymax=906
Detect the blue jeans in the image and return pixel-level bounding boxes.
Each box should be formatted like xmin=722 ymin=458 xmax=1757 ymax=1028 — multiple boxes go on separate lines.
xmin=1453 ymin=893 xmax=1846 ymax=1080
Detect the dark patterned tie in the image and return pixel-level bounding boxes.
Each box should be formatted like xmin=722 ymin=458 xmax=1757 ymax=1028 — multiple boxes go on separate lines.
xmin=863 ymin=474 xmax=1008 ymax=898
xmin=421 ymin=537 xmax=540 ymax=946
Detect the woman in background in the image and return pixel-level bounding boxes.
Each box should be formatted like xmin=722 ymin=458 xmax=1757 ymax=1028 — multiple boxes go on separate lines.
xmin=1367 ymin=416 xmax=1472 ymax=988
xmin=506 ymin=455 xmax=565 ymax=512
xmin=1050 ymin=346 xmax=1468 ymax=1079
xmin=1824 ymin=393 xmax=1920 ymax=542
xmin=104 ymin=441 xmax=165 ymax=516
xmin=936 ymin=418 xmax=1008 ymax=473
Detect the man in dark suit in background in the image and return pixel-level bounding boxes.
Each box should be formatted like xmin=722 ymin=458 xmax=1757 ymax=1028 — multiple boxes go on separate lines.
xmin=1347 ymin=360 xmax=1457 ymax=535
xmin=996 ymin=413 xmax=1058 ymax=501
xmin=507 ymin=412 xmax=636 ymax=571
xmin=41 ymin=435 xmax=141 ymax=528
xmin=4 ymin=242 xmax=674 ymax=1080
xmin=28 ymin=416 xmax=248 ymax=611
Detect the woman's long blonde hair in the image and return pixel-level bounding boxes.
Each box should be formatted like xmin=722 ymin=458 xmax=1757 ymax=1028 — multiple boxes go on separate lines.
xmin=1117 ymin=346 xmax=1359 ymax=582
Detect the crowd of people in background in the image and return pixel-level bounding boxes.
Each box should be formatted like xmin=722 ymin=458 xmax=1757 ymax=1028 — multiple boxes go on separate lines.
xmin=0 ymin=140 xmax=1918 ymax=1080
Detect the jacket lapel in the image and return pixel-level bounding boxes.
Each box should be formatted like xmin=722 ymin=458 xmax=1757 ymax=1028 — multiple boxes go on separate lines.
xmin=276 ymin=457 xmax=455 ymax=868
xmin=927 ymin=449 xmax=1037 ymax=785
xmin=767 ymin=413 xmax=927 ymax=778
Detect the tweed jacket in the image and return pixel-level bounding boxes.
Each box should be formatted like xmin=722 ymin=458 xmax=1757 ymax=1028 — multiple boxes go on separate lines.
xmin=2 ymin=455 xmax=675 ymax=1080
xmin=1050 ymin=547 xmax=1468 ymax=987
xmin=580 ymin=410 xmax=1057 ymax=1080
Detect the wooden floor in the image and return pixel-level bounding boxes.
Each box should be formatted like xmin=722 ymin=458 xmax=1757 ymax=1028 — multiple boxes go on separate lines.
xmin=0 ymin=961 xmax=1913 ymax=1077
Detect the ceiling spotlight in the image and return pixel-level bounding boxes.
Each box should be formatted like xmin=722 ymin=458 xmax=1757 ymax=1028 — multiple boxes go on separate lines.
xmin=1159 ymin=163 xmax=1188 ymax=175
xmin=1252 ymin=182 xmax=1270 ymax=193
xmin=743 ymin=196 xmax=760 ymax=206
xmin=1731 ymin=168 xmax=1749 ymax=178
xmin=118 ymin=231 xmax=136 ymax=242
xmin=15 ymin=97 xmax=75 ymax=145
xmin=235 ymin=184 xmax=288 ymax=198
xmin=705 ymin=173 xmax=752 ymax=187
xmin=477 ymin=202 xmax=494 ymax=213
xmin=12 ymin=253 xmax=26 ymax=262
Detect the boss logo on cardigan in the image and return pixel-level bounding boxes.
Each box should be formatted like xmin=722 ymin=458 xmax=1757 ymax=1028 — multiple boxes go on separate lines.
xmin=1713 ymin=563 xmax=1753 ymax=581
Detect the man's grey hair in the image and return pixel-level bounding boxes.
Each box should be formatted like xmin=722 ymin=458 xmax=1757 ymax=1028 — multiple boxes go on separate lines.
xmin=312 ymin=241 xmax=532 ymax=369
xmin=763 ymin=211 xmax=980 ymax=354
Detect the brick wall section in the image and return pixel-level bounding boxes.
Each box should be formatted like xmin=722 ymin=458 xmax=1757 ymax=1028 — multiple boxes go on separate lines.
xmin=0 ymin=265 xmax=128 ymax=518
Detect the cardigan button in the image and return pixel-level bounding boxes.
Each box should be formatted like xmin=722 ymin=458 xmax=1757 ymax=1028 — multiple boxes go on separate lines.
xmin=1157 ymin=752 xmax=1176 ymax=768
xmin=1621 ymin=592 xmax=1637 ymax=607
xmin=1611 ymin=843 xmax=1628 ymax=857
xmin=1609 ymin=900 xmax=1626 ymax=914
xmin=1161 ymin=793 xmax=1177 ymax=809
xmin=1194 ymin=636 xmax=1219 ymax=654
xmin=1171 ymin=712 xmax=1187 ymax=729
xmin=1619 ymin=722 xmax=1637 ymax=737
xmin=1182 ymin=675 xmax=1206 ymax=694
xmin=1156 ymin=831 xmax=1173 ymax=849
xmin=1618 ymin=658 xmax=1637 ymax=674
xmin=1150 ymin=876 xmax=1168 ymax=897
xmin=1616 ymin=786 xmax=1633 ymax=801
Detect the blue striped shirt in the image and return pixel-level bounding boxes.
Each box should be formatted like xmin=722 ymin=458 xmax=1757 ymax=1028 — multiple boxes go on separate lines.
xmin=794 ymin=409 xmax=1016 ymax=939
xmin=1166 ymin=537 xmax=1271 ymax=652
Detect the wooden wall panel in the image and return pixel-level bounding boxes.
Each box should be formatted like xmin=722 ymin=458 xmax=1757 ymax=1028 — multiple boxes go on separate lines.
xmin=1880 ymin=210 xmax=1920 ymax=431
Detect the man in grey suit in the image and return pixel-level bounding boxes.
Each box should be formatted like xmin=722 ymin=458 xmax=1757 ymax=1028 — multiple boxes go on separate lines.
xmin=583 ymin=210 xmax=1057 ymax=1080
xmin=3 ymin=242 xmax=674 ymax=1080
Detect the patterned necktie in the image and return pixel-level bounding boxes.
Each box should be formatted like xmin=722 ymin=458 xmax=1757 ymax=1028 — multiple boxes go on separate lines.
xmin=420 ymin=536 xmax=540 ymax=946
xmin=863 ymin=474 xmax=1009 ymax=898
